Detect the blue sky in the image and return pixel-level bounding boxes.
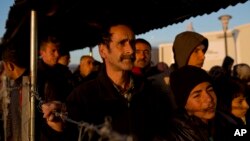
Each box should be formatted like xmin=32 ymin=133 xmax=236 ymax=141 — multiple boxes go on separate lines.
xmin=0 ymin=0 xmax=14 ymax=38
xmin=137 ymin=1 xmax=250 ymax=46
xmin=1 ymin=0 xmax=250 ymax=64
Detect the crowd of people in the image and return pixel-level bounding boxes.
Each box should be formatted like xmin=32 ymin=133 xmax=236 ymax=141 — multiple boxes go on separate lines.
xmin=0 ymin=23 xmax=249 ymax=141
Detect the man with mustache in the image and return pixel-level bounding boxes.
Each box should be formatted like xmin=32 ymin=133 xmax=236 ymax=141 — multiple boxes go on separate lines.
xmin=41 ymin=23 xmax=169 ymax=141
xmin=155 ymin=65 xmax=217 ymax=141
xmin=132 ymin=38 xmax=167 ymax=77
xmin=132 ymin=38 xmax=152 ymax=76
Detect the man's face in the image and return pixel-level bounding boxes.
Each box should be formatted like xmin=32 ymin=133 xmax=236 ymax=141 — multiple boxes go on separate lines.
xmin=185 ymin=82 xmax=217 ymax=123
xmin=99 ymin=25 xmax=135 ymax=71
xmin=134 ymin=42 xmax=151 ymax=68
xmin=188 ymin=45 xmax=206 ymax=68
xmin=40 ymin=43 xmax=60 ymax=66
xmin=231 ymin=95 xmax=249 ymax=120
xmin=80 ymin=57 xmax=95 ymax=76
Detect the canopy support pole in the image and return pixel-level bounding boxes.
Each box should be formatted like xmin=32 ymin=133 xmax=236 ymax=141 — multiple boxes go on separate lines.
xmin=30 ymin=9 xmax=38 ymax=141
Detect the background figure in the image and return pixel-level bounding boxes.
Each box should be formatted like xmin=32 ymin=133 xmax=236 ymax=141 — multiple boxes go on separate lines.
xmin=132 ymin=38 xmax=151 ymax=76
xmin=37 ymin=35 xmax=74 ymax=140
xmin=93 ymin=60 xmax=102 ymax=72
xmin=38 ymin=35 xmax=73 ymax=103
xmin=233 ymin=63 xmax=250 ymax=86
xmin=222 ymin=56 xmax=234 ymax=78
xmin=133 ymin=38 xmax=176 ymax=113
xmin=132 ymin=38 xmax=163 ymax=77
xmin=171 ymin=31 xmax=208 ymax=70
xmin=147 ymin=62 xmax=176 ymax=111
xmin=208 ymin=65 xmax=227 ymax=80
xmin=1 ymin=42 xmax=30 ymax=141
xmin=155 ymin=66 xmax=216 ymax=141
xmin=71 ymin=55 xmax=98 ymax=87
xmin=58 ymin=49 xmax=71 ymax=67
xmin=213 ymin=77 xmax=250 ymax=141
xmin=232 ymin=63 xmax=250 ymax=133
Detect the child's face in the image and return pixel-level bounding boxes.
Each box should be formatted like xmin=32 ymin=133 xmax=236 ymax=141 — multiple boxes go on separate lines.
xmin=231 ymin=95 xmax=249 ymax=120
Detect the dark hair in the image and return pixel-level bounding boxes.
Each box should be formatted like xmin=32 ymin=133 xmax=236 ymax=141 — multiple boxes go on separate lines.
xmin=208 ymin=65 xmax=227 ymax=81
xmin=222 ymin=56 xmax=234 ymax=76
xmin=1 ymin=42 xmax=30 ymax=69
xmin=40 ymin=35 xmax=61 ymax=51
xmin=80 ymin=55 xmax=93 ymax=61
xmin=222 ymin=56 xmax=234 ymax=68
xmin=233 ymin=63 xmax=250 ymax=83
xmin=59 ymin=48 xmax=70 ymax=56
xmin=98 ymin=23 xmax=133 ymax=47
xmin=98 ymin=24 xmax=112 ymax=46
xmin=135 ymin=38 xmax=152 ymax=50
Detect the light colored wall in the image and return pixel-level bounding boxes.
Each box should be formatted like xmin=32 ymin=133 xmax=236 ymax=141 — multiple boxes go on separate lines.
xmin=158 ymin=23 xmax=250 ymax=71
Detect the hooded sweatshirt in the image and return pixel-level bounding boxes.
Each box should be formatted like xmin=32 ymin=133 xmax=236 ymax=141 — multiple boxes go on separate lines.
xmin=172 ymin=31 xmax=208 ymax=68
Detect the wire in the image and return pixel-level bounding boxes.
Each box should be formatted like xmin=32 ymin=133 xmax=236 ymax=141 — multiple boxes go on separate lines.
xmin=7 ymin=82 xmax=131 ymax=141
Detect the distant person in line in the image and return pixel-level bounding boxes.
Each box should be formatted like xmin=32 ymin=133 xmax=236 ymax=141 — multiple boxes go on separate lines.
xmin=233 ymin=63 xmax=250 ymax=86
xmin=213 ymin=77 xmax=250 ymax=141
xmin=58 ymin=49 xmax=71 ymax=67
xmin=1 ymin=42 xmax=30 ymax=141
xmin=132 ymin=38 xmax=175 ymax=112
xmin=132 ymin=38 xmax=151 ymax=76
xmin=171 ymin=31 xmax=209 ymax=71
xmin=208 ymin=65 xmax=227 ymax=81
xmin=233 ymin=63 xmax=250 ymax=134
xmin=222 ymin=56 xmax=234 ymax=78
xmin=38 ymin=35 xmax=73 ymax=103
xmin=132 ymin=38 xmax=166 ymax=77
xmin=71 ymin=55 xmax=98 ymax=86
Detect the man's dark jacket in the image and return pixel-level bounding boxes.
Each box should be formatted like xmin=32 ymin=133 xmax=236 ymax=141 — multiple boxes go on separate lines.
xmin=37 ymin=59 xmax=73 ymax=102
xmin=42 ymin=67 xmax=171 ymax=141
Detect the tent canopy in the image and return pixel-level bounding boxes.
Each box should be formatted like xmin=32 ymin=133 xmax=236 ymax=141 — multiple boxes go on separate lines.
xmin=1 ymin=0 xmax=248 ymax=52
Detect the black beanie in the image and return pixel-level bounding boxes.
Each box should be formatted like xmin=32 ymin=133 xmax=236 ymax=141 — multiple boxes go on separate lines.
xmin=172 ymin=31 xmax=208 ymax=68
xmin=170 ymin=65 xmax=212 ymax=109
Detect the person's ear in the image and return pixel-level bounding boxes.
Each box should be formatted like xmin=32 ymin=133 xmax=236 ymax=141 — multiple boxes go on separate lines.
xmin=4 ymin=62 xmax=14 ymax=71
xmin=9 ymin=63 xmax=15 ymax=71
xmin=99 ymin=44 xmax=106 ymax=59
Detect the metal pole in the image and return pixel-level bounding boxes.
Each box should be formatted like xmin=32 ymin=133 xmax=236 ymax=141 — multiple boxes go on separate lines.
xmin=224 ymin=30 xmax=228 ymax=56
xmin=218 ymin=15 xmax=232 ymax=57
xmin=30 ymin=10 xmax=38 ymax=141
xmin=232 ymin=30 xmax=239 ymax=64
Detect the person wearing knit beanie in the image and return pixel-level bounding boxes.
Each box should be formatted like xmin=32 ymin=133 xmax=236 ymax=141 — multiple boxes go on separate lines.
xmin=172 ymin=31 xmax=208 ymax=69
xmin=170 ymin=65 xmax=216 ymax=121
xmin=155 ymin=66 xmax=217 ymax=141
